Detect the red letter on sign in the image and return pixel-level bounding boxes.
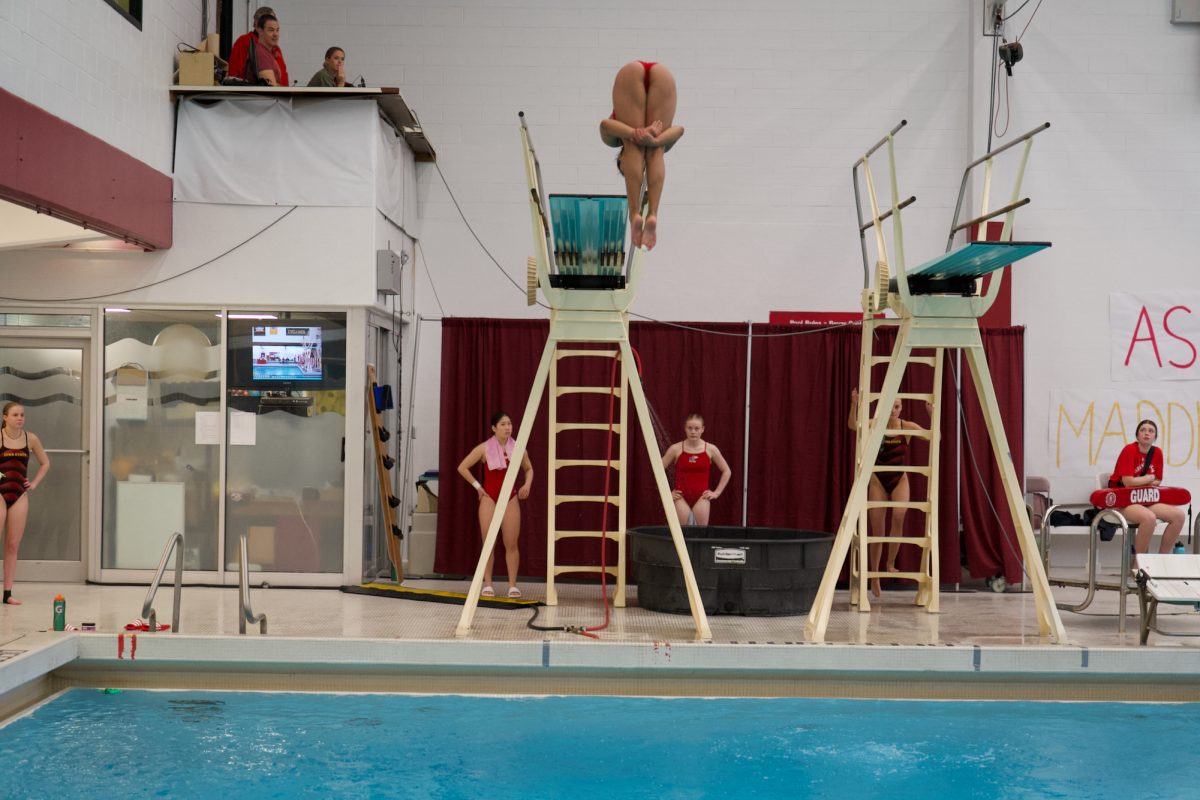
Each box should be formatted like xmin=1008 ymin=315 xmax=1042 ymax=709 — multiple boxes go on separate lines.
xmin=1164 ymin=305 xmax=1197 ymax=369
xmin=1124 ymin=306 xmax=1163 ymax=368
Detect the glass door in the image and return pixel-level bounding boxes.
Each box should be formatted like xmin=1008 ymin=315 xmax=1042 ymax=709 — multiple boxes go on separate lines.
xmin=0 ymin=340 xmax=88 ymax=582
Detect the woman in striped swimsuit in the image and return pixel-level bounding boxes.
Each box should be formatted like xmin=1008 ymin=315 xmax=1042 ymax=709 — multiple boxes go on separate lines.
xmin=848 ymin=390 xmax=923 ymax=598
xmin=1 ymin=403 xmax=50 ymax=606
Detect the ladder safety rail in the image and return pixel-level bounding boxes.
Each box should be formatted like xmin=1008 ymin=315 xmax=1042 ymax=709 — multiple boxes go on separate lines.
xmin=238 ymin=533 xmax=268 ymax=635
xmin=141 ymin=531 xmax=184 ymax=634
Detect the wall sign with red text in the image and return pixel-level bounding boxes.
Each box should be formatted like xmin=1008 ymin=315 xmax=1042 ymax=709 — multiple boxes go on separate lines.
xmin=1111 ymin=292 xmax=1199 ymax=381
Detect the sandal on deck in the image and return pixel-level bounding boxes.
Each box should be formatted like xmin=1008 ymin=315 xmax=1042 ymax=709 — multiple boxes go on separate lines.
xmin=481 ymin=586 xmax=495 ymax=597
xmin=507 ymin=587 xmax=522 ymax=598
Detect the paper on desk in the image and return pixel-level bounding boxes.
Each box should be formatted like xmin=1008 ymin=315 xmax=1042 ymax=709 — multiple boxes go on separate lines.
xmin=195 ymin=411 xmax=220 ymax=445
xmin=230 ymin=410 xmax=257 ymax=446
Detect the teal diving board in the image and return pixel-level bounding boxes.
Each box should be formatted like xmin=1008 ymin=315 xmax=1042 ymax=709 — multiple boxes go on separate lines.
xmin=897 ymin=240 xmax=1051 ymax=295
xmin=548 ymin=194 xmax=628 ymax=279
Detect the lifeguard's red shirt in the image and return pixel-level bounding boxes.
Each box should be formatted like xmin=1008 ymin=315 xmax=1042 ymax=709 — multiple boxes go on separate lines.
xmin=1109 ymin=442 xmax=1162 ymax=487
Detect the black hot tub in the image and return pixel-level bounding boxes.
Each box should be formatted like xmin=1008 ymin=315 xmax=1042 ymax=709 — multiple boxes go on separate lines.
xmin=628 ymin=526 xmax=833 ymax=616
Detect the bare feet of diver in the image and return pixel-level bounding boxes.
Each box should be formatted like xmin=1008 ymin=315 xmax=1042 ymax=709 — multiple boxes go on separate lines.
xmin=4 ymin=596 xmax=22 ymax=605
xmin=631 ymin=214 xmax=644 ymax=248
xmin=643 ymin=215 xmax=657 ymax=250
xmin=870 ymin=578 xmax=882 ymax=599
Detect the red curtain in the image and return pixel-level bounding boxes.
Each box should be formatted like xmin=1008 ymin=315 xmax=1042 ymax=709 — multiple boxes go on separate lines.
xmin=435 ymin=317 xmax=1024 ymax=586
xmin=435 ymin=318 xmax=746 ymax=577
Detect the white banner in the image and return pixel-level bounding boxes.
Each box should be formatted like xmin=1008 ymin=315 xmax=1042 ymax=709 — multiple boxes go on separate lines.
xmin=1110 ymin=292 xmax=1200 ymax=381
xmin=1049 ymin=389 xmax=1200 ymax=485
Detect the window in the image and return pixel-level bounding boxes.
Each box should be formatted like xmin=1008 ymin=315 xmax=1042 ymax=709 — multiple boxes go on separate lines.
xmin=102 ymin=0 xmax=142 ymax=30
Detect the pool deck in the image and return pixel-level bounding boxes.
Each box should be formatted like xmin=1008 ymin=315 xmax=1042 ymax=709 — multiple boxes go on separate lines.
xmin=3 ymin=578 xmax=1200 ymax=718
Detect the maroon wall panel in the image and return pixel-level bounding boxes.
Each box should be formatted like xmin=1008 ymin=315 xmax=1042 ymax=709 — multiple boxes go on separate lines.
xmin=0 ymin=88 xmax=172 ymax=250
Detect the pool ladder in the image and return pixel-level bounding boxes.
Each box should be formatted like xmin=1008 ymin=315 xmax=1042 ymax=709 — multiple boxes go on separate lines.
xmin=238 ymin=533 xmax=267 ymax=634
xmin=142 ymin=532 xmax=183 ymax=633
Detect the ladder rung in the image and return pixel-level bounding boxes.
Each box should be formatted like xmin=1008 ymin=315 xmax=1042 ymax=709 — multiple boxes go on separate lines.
xmin=555 ymin=494 xmax=620 ymax=506
xmin=870 ymin=356 xmax=937 ymax=367
xmin=556 ymin=386 xmax=622 ymax=397
xmin=866 ymin=392 xmax=935 ymax=403
xmin=553 ymin=565 xmax=620 ymax=576
xmin=557 ymin=422 xmax=622 ymax=433
xmin=863 ymin=536 xmax=930 ymax=546
xmin=553 ymin=529 xmax=622 ymax=540
xmin=865 ymin=500 xmax=930 ymax=511
xmin=872 ymin=465 xmax=931 ymax=475
xmin=554 ymin=459 xmax=621 ymax=470
xmin=556 ymin=349 xmax=618 ymax=360
xmin=865 ymin=570 xmax=929 ymax=581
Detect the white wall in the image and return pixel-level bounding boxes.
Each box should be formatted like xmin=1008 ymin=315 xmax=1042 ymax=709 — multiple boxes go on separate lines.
xmin=0 ymin=0 xmax=207 ymax=174
xmin=0 ymin=203 xmax=377 ymax=306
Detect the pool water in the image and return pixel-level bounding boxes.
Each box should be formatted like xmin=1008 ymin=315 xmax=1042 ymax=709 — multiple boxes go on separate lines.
xmin=1 ymin=690 xmax=1197 ymax=799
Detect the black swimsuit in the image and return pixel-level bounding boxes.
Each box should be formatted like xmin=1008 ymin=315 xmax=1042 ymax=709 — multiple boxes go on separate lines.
xmin=0 ymin=431 xmax=30 ymax=508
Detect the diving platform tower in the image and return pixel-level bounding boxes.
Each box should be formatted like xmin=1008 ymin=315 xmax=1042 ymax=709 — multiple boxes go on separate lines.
xmin=455 ymin=113 xmax=712 ymax=640
xmin=804 ymin=120 xmax=1067 ymax=644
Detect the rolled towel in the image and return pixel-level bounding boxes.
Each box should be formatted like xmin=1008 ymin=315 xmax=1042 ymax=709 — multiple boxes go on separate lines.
xmin=125 ymin=618 xmax=170 ymax=632
xmin=484 ymin=435 xmax=514 ymax=471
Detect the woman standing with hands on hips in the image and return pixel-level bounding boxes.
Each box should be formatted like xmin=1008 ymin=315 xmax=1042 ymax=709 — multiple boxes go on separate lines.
xmin=457 ymin=412 xmax=534 ymax=598
xmin=1 ymin=403 xmax=50 ymax=606
xmin=661 ymin=414 xmax=732 ymax=527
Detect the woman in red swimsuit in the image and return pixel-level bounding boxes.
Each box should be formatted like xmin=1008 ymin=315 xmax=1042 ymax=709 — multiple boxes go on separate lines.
xmin=599 ymin=60 xmax=684 ymax=251
xmin=456 ymin=411 xmax=534 ymax=598
xmin=661 ymin=414 xmax=732 ymax=526
xmin=848 ymin=389 xmax=924 ymax=597
xmin=1 ymin=403 xmax=50 ymax=606
xmin=1108 ymin=419 xmax=1184 ymax=554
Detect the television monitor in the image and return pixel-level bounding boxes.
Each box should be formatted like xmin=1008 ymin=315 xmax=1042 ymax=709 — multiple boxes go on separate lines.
xmin=226 ymin=314 xmax=346 ymax=390
xmin=250 ymin=325 xmax=323 ymax=382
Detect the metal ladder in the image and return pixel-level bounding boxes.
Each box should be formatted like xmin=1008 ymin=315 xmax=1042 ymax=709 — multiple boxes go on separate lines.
xmin=545 ymin=345 xmax=628 ymax=606
xmin=849 ymin=319 xmax=943 ymax=612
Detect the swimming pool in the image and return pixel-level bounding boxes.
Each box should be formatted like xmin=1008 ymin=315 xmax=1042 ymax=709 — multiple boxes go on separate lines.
xmin=3 ymin=689 xmax=1197 ymax=798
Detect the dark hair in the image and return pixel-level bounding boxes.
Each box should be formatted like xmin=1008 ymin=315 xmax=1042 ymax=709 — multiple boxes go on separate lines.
xmin=1136 ymin=418 xmax=1158 ymax=438
xmin=490 ymin=411 xmax=510 ymax=427
xmin=256 ymin=13 xmax=278 ymax=30
xmin=615 ymin=151 xmax=623 ymax=176
xmin=253 ymin=6 xmax=275 ymax=22
xmin=685 ymin=413 xmax=704 ymax=425
xmin=325 ymin=47 xmax=344 ymax=60
xmin=1 ymin=402 xmax=20 ymax=418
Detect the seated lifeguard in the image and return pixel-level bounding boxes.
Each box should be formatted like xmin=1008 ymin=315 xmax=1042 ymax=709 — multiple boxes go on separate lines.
xmin=1106 ymin=419 xmax=1185 ymax=554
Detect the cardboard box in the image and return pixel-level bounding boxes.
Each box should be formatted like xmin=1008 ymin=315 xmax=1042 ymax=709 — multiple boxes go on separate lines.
xmin=179 ymin=51 xmax=226 ymax=86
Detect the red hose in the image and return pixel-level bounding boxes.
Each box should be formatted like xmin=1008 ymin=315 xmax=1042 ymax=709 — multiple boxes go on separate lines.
xmin=583 ymin=349 xmax=628 ymax=635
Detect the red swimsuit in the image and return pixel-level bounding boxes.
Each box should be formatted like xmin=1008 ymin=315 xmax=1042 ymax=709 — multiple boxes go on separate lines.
xmin=482 ymin=457 xmax=517 ymax=502
xmin=675 ymin=448 xmax=710 ymax=506
xmin=609 ymin=60 xmax=659 ymax=120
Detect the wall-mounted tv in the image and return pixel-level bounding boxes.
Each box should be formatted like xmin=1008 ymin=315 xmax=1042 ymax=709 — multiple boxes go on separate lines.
xmin=226 ymin=313 xmax=346 ymax=390
xmin=251 ymin=325 xmax=323 ymax=381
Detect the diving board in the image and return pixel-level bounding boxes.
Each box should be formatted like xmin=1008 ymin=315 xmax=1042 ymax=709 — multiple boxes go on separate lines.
xmin=804 ymin=119 xmax=1067 ymax=645
xmin=454 ymin=113 xmax=712 ymax=641
xmin=898 ymin=240 xmax=1051 ymax=295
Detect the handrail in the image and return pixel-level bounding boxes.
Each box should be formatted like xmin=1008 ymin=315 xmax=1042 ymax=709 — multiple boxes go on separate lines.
xmin=141 ymin=531 xmax=183 ymax=634
xmin=238 ymin=533 xmax=267 ymax=634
